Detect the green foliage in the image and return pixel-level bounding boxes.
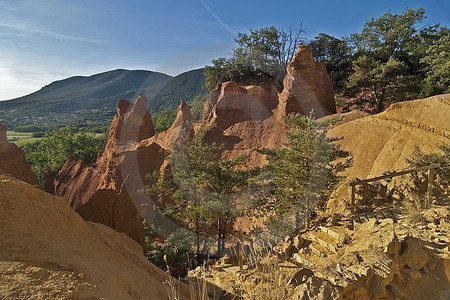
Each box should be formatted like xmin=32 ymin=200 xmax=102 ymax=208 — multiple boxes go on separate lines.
xmin=258 ymin=113 xmax=351 ymax=228
xmin=190 ymin=93 xmax=208 ymax=121
xmin=204 ymin=25 xmax=304 ymax=90
xmin=21 ymin=127 xmax=107 ymax=184
xmin=143 ymin=222 xmax=189 ymax=278
xmin=346 ymin=55 xmax=420 ymax=112
xmin=350 ymin=8 xmax=427 ymax=61
xmin=407 ymin=144 xmax=450 ymax=203
xmin=146 ymin=126 xmax=252 ymax=256
xmin=152 ymin=108 xmax=177 ymax=133
xmin=13 ymin=125 xmax=48 ymax=133
xmin=344 ymin=8 xmax=449 ymax=110
xmin=309 ymin=33 xmax=353 ymax=92
xmin=421 ymin=34 xmax=450 ymax=94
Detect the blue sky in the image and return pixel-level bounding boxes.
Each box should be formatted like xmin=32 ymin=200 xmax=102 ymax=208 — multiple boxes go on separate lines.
xmin=0 ymin=0 xmax=448 ymax=100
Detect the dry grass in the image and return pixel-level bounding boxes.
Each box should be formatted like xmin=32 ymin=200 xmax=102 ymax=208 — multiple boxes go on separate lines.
xmin=245 ymin=252 xmax=293 ymax=300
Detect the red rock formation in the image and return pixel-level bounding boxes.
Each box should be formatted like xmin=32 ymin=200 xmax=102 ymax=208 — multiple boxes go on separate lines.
xmin=203 ymin=85 xmax=221 ymax=120
xmin=49 ymin=44 xmax=340 ymax=246
xmin=278 ymin=44 xmax=336 ymax=118
xmin=209 ymin=81 xmax=279 ymax=130
xmin=199 ymin=81 xmax=289 ymax=168
xmin=49 ymin=95 xmax=163 ymax=248
xmin=149 ymin=99 xmax=195 ymax=149
xmin=0 ymin=124 xmax=39 ymax=186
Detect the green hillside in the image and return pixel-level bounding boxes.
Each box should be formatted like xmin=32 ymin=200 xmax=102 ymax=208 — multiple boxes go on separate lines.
xmin=0 ymin=68 xmax=206 ymax=130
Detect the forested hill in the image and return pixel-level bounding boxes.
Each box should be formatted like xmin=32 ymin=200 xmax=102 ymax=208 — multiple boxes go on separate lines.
xmin=0 ymin=68 xmax=206 ymax=129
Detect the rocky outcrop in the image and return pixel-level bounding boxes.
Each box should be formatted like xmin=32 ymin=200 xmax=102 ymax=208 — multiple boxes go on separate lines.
xmin=326 ymin=94 xmax=450 ymax=215
xmin=208 ymin=81 xmax=278 ymax=130
xmin=0 ymin=174 xmax=189 ymax=299
xmin=49 ymin=95 xmax=165 ymax=248
xmin=197 ymin=45 xmax=339 ymax=169
xmin=112 ymin=94 xmax=155 ymax=144
xmin=149 ymin=99 xmax=195 ymax=149
xmin=0 ymin=124 xmax=39 ymax=186
xmin=196 ymin=81 xmax=289 ymax=168
xmin=278 ymin=44 xmax=336 ymax=118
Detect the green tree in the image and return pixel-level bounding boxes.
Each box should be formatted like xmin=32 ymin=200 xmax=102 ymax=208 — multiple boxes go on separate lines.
xmin=22 ymin=127 xmax=107 ymax=184
xmin=421 ymin=34 xmax=450 ymax=94
xmin=152 ymin=108 xmax=177 ymax=133
xmin=346 ymin=55 xmax=420 ymax=113
xmin=350 ymin=8 xmax=427 ymax=62
xmin=346 ymin=8 xmax=449 ymax=105
xmin=258 ymin=113 xmax=351 ymax=229
xmin=147 ymin=126 xmax=252 ymax=257
xmin=204 ymin=25 xmax=305 ymax=90
xmin=309 ymin=33 xmax=353 ymax=92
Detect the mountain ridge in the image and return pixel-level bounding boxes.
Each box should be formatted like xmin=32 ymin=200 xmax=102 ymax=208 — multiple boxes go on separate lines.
xmin=0 ymin=68 xmax=206 ymax=128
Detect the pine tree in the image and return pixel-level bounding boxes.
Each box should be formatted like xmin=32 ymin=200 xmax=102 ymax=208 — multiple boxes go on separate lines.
xmin=147 ymin=125 xmax=251 ymax=259
xmin=258 ymin=113 xmax=351 ymax=229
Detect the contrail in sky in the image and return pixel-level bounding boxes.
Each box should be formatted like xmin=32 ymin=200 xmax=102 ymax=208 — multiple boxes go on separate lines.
xmin=199 ymin=0 xmax=235 ymax=35
xmin=0 ymin=23 xmax=105 ymax=44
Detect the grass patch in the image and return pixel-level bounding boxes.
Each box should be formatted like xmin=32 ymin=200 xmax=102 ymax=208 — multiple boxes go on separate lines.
xmin=7 ymin=131 xmax=34 ymax=137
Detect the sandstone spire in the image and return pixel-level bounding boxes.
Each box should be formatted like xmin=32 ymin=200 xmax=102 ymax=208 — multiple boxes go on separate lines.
xmin=277 ymin=44 xmax=336 ymax=118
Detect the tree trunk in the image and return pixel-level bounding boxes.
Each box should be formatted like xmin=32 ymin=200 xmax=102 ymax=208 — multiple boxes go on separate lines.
xmin=217 ymin=219 xmax=222 ymax=253
xmin=306 ymin=197 xmax=310 ymax=229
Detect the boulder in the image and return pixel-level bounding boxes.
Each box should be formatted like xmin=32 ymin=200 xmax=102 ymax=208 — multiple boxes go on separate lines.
xmin=400 ymin=238 xmax=429 ymax=271
xmin=289 ymin=268 xmax=315 ymax=285
xmin=273 ymin=241 xmax=294 ymax=259
xmin=293 ymin=276 xmax=340 ymax=300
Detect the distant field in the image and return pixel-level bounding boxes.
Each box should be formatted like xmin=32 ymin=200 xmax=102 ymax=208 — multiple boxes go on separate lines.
xmin=7 ymin=131 xmax=33 ymax=136
xmin=7 ymin=131 xmax=42 ymax=147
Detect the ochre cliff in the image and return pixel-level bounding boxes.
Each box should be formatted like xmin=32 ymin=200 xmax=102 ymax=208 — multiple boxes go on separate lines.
xmin=0 ymin=174 xmax=189 ymax=299
xmin=328 ymin=94 xmax=450 ymax=179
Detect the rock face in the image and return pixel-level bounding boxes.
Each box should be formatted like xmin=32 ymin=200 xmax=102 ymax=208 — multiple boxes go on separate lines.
xmin=49 ymin=95 xmax=165 ymax=247
xmin=49 ymin=96 xmax=196 ymax=247
xmin=328 ymin=94 xmax=450 ymax=180
xmin=0 ymin=124 xmax=39 ymax=186
xmin=0 ymin=174 xmax=189 ymax=299
xmin=200 ymin=81 xmax=288 ymax=169
xmin=149 ymin=99 xmax=195 ymax=149
xmin=208 ymin=81 xmax=278 ymax=130
xmin=113 ymin=94 xmax=155 ymax=143
xmin=278 ymin=44 xmax=336 ymax=118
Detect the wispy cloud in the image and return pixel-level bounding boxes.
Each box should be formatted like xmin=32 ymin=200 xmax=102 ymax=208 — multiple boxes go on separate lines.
xmin=0 ymin=23 xmax=106 ymax=44
xmin=199 ymin=0 xmax=236 ymax=35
